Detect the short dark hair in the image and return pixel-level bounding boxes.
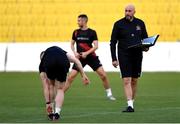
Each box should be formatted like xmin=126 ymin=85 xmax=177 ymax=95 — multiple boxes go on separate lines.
xmin=78 ymin=14 xmax=88 ymax=22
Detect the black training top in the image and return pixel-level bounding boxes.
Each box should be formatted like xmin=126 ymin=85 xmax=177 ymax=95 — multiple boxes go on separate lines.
xmin=39 ymin=46 xmax=70 ymax=73
xmin=110 ymin=17 xmax=148 ymax=61
xmin=72 ymin=28 xmax=98 ymax=57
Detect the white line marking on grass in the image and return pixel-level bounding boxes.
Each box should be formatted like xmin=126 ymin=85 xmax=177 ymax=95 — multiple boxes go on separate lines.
xmin=138 ymin=107 xmax=180 ymax=112
xmin=10 ymin=107 xmax=180 ymax=123
xmin=13 ymin=111 xmax=121 ymax=123
xmin=63 ymin=111 xmax=121 ymax=119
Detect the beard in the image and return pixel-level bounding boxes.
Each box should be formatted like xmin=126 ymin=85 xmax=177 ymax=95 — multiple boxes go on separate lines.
xmin=125 ymin=15 xmax=133 ymax=21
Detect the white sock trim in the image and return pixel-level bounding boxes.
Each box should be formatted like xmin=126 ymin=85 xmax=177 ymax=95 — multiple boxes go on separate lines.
xmin=55 ymin=107 xmax=61 ymax=114
xmin=127 ymin=100 xmax=134 ymax=108
xmin=106 ymin=88 xmax=112 ymax=97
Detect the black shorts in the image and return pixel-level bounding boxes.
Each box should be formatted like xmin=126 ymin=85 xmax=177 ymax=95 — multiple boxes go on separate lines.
xmin=118 ymin=48 xmax=143 ymax=78
xmin=45 ymin=65 xmax=69 ymax=82
xmin=44 ymin=59 xmax=70 ymax=82
xmin=72 ymin=56 xmax=102 ymax=71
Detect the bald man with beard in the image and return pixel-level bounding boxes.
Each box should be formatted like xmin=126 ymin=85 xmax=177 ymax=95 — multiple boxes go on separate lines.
xmin=110 ymin=4 xmax=149 ymax=112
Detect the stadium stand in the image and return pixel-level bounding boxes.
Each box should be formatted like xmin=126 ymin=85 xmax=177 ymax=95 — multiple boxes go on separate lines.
xmin=0 ymin=0 xmax=179 ymax=42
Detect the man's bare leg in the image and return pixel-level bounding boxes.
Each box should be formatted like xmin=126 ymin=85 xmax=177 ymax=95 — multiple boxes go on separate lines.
xmin=96 ymin=66 xmax=116 ymax=100
xmin=40 ymin=72 xmax=55 ymax=115
xmin=131 ymin=78 xmax=138 ymax=101
xmin=63 ymin=69 xmax=79 ymax=92
xmin=48 ymin=81 xmax=55 ymax=113
xmin=53 ymin=81 xmax=66 ymax=120
xmin=122 ymin=77 xmax=134 ymax=110
xmin=123 ymin=77 xmax=133 ymax=100
xmin=40 ymin=72 xmax=50 ymax=103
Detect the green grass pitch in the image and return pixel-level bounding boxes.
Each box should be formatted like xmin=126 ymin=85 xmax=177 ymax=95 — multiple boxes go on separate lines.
xmin=0 ymin=72 xmax=180 ymax=123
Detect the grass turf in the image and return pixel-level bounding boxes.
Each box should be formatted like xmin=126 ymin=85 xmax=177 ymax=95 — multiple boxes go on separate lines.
xmin=0 ymin=72 xmax=180 ymax=123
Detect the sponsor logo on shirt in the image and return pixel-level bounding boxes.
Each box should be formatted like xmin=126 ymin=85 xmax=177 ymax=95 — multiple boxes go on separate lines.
xmin=136 ymin=25 xmax=141 ymax=31
xmin=77 ymin=37 xmax=89 ymax=40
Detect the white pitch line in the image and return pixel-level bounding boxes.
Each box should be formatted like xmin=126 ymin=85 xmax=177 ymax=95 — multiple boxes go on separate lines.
xmin=6 ymin=107 xmax=180 ymax=123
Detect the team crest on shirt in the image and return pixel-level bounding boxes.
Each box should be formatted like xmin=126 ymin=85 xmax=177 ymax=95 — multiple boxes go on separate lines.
xmin=136 ymin=25 xmax=141 ymax=30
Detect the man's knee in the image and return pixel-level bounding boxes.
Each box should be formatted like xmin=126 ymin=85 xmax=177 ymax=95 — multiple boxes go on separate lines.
xmin=131 ymin=78 xmax=138 ymax=86
xmin=99 ymin=72 xmax=107 ymax=80
xmin=67 ymin=76 xmax=73 ymax=83
xmin=96 ymin=67 xmax=107 ymax=80
xmin=56 ymin=81 xmax=65 ymax=89
xmin=64 ymin=70 xmax=77 ymax=88
xmin=123 ymin=77 xmax=132 ymax=86
xmin=67 ymin=72 xmax=77 ymax=83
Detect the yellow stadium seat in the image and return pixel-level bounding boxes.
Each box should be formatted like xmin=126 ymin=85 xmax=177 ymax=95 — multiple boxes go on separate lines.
xmin=0 ymin=0 xmax=180 ymax=42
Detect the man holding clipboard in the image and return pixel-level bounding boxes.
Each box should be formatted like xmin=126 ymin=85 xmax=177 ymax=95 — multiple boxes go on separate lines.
xmin=110 ymin=4 xmax=157 ymax=112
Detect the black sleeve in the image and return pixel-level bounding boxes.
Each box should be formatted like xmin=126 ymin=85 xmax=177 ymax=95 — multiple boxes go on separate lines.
xmin=72 ymin=30 xmax=77 ymax=41
xmin=92 ymin=30 xmax=98 ymax=41
xmin=141 ymin=21 xmax=148 ymax=39
xmin=110 ymin=22 xmax=118 ymax=61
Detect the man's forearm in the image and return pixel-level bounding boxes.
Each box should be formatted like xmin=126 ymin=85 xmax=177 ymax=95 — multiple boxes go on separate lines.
xmin=110 ymin=42 xmax=117 ymax=61
xmin=74 ymin=59 xmax=85 ymax=76
xmin=85 ymin=47 xmax=97 ymax=55
xmin=71 ymin=45 xmax=76 ymax=54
